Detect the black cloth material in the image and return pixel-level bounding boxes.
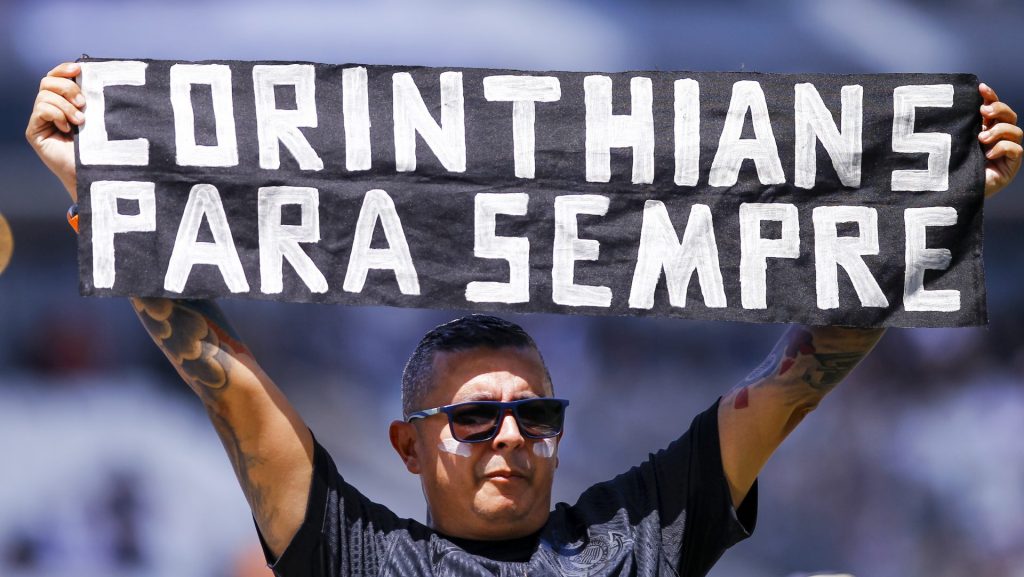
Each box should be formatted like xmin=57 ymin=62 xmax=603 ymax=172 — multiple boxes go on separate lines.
xmin=75 ymin=59 xmax=987 ymax=328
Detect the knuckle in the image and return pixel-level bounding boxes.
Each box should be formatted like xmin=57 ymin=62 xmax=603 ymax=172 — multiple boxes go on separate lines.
xmin=999 ymin=124 xmax=1021 ymax=137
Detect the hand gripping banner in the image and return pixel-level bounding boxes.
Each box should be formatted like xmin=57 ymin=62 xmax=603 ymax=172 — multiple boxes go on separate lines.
xmin=74 ymin=58 xmax=987 ymax=327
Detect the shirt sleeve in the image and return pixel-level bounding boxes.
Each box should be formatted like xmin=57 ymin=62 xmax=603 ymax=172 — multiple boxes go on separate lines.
xmin=255 ymin=436 xmax=404 ymax=577
xmin=659 ymin=397 xmax=757 ymax=576
xmin=564 ymin=398 xmax=756 ymax=577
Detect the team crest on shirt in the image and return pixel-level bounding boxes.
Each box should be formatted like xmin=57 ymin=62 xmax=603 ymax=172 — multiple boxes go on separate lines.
xmin=543 ymin=530 xmax=633 ymax=576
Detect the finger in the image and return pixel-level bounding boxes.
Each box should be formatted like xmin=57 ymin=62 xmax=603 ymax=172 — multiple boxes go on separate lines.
xmin=46 ymin=62 xmax=81 ymax=79
xmin=36 ymin=90 xmax=84 ymax=126
xmin=34 ymin=101 xmax=72 ymax=133
xmin=985 ymin=140 xmax=1023 ymax=161
xmin=979 ymin=122 xmax=1023 ymax=146
xmin=39 ymin=76 xmax=85 ymax=108
xmin=981 ymin=101 xmax=1017 ymax=125
xmin=979 ymin=83 xmax=999 ymax=105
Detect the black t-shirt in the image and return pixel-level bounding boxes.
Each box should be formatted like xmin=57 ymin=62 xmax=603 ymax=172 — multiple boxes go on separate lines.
xmin=259 ymin=399 xmax=757 ymax=576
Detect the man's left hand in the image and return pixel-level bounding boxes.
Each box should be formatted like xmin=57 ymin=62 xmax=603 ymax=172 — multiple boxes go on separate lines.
xmin=979 ymin=83 xmax=1022 ymax=198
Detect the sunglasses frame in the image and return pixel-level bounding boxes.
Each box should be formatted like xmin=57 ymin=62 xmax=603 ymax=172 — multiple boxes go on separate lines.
xmin=405 ymin=398 xmax=570 ymax=443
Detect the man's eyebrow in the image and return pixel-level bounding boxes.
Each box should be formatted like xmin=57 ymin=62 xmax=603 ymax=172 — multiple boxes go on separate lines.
xmin=456 ymin=391 xmax=499 ymax=402
xmin=454 ymin=391 xmax=542 ymax=402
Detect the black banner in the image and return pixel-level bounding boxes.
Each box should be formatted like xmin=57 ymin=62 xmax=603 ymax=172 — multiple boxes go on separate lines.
xmin=75 ymin=58 xmax=986 ymax=327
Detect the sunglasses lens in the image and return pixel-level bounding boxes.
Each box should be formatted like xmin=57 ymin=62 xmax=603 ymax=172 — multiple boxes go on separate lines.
xmin=517 ymin=399 xmax=565 ymax=438
xmin=445 ymin=399 xmax=566 ymax=442
xmin=450 ymin=403 xmax=500 ymax=442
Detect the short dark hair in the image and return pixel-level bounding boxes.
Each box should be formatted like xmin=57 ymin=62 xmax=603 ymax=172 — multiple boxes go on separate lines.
xmin=401 ymin=314 xmax=551 ymax=417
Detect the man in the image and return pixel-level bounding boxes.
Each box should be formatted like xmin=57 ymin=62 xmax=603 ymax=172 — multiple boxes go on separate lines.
xmin=27 ymin=62 xmax=1022 ymax=576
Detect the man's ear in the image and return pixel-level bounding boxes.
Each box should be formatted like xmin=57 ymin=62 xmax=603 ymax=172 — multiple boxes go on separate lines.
xmin=389 ymin=420 xmax=421 ymax=474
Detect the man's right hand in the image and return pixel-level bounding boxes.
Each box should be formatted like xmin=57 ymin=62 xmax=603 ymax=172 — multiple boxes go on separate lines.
xmin=26 ymin=61 xmax=84 ymax=202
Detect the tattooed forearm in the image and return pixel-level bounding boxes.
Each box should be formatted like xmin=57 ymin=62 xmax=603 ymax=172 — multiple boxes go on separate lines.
xmin=131 ymin=297 xmax=276 ymax=524
xmin=131 ymin=297 xmax=250 ymax=403
xmin=207 ymin=407 xmax=276 ymax=526
xmin=730 ymin=325 xmax=885 ymax=411
xmin=718 ymin=326 xmax=884 ymax=507
xmin=131 ymin=296 xmax=311 ymax=557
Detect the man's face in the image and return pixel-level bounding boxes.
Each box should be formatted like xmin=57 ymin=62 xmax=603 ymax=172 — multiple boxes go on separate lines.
xmin=390 ymin=346 xmax=559 ymax=540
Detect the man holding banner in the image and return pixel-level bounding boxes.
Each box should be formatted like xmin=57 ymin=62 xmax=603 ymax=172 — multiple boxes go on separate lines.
xmin=27 ymin=60 xmax=1021 ymax=576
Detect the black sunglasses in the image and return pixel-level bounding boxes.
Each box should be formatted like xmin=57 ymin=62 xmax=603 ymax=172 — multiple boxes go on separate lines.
xmin=405 ymin=398 xmax=570 ymax=443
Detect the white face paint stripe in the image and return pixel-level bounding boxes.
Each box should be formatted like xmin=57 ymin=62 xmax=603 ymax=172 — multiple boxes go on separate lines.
xmin=532 ymin=437 xmax=557 ymax=459
xmin=438 ymin=438 xmax=472 ymax=458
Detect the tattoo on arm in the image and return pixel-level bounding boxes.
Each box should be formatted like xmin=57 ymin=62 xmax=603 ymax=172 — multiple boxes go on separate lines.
xmin=730 ymin=326 xmax=884 ymax=412
xmin=131 ymin=297 xmax=249 ymax=402
xmin=131 ymin=297 xmax=273 ymax=526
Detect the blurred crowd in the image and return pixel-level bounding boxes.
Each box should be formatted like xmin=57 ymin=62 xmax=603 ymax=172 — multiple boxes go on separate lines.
xmin=3 ymin=0 xmax=1024 ymax=576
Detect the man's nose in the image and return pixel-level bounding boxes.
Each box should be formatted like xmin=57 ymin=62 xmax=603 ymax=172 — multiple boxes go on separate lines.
xmin=492 ymin=411 xmax=524 ymax=449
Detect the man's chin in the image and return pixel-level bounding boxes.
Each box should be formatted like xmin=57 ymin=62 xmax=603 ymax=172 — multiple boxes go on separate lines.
xmin=479 ymin=475 xmax=538 ymax=508
xmin=473 ymin=487 xmax=533 ymax=520
xmin=470 ymin=505 xmax=548 ymax=539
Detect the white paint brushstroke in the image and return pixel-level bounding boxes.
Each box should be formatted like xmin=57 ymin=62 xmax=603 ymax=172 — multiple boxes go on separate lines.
xmin=532 ymin=437 xmax=558 ymax=458
xmin=438 ymin=438 xmax=472 ymax=458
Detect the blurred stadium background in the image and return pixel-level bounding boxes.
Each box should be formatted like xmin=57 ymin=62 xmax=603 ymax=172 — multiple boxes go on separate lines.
xmin=1 ymin=0 xmax=1023 ymax=576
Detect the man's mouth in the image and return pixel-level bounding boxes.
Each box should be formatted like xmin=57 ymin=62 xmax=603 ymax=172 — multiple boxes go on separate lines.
xmin=483 ymin=470 xmax=527 ymax=481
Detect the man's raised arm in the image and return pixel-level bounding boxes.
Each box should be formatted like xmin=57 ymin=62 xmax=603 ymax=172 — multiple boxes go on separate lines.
xmin=130 ymin=297 xmax=314 ymax=557
xmin=717 ymin=326 xmax=883 ymax=507
xmin=26 ymin=62 xmax=314 ymax=559
xmin=718 ymin=82 xmax=1022 ymax=509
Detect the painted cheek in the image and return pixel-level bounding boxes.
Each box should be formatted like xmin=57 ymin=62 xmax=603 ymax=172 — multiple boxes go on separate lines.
xmin=438 ymin=438 xmax=472 ymax=458
xmin=532 ymin=437 xmax=557 ymax=459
